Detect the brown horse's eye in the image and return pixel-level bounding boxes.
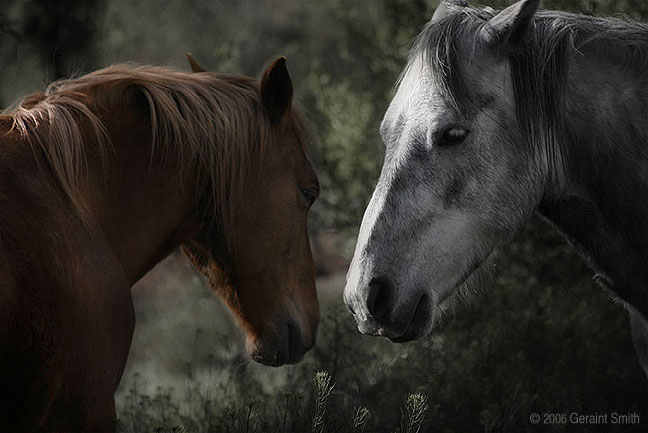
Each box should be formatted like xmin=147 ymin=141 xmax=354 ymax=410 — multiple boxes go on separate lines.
xmin=439 ymin=127 xmax=470 ymax=146
xmin=300 ymin=187 xmax=319 ymax=206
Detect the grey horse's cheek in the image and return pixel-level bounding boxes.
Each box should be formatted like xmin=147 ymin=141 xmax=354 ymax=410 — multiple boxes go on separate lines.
xmin=442 ymin=170 xmax=467 ymax=208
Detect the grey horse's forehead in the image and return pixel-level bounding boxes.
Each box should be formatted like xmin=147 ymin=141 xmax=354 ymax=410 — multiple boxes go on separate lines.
xmin=381 ymin=55 xmax=454 ymax=143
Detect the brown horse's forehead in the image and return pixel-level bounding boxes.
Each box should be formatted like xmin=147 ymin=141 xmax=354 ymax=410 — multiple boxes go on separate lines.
xmin=270 ymin=115 xmax=318 ymax=181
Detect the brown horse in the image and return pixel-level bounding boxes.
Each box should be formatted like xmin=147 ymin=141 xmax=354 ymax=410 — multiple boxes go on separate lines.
xmin=0 ymin=56 xmax=320 ymax=432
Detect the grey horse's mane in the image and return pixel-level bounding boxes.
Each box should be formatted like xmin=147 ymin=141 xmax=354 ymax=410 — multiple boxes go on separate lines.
xmin=411 ymin=5 xmax=648 ymax=174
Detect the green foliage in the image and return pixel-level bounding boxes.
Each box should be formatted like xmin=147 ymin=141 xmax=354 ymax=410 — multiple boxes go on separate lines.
xmin=352 ymin=407 xmax=371 ymax=433
xmin=116 ymin=369 xmax=424 ymax=433
xmin=300 ymin=0 xmax=432 ymax=230
xmin=116 ymin=221 xmax=648 ymax=433
xmin=305 ymin=73 xmax=383 ymax=229
xmin=399 ymin=393 xmax=428 ymax=433
xmin=312 ymin=371 xmax=335 ymax=433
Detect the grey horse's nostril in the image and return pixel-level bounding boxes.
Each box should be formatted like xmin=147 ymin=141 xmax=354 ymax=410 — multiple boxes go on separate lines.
xmin=366 ymin=276 xmax=395 ymax=322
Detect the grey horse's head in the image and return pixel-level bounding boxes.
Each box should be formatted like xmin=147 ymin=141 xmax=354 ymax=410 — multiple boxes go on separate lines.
xmin=344 ymin=0 xmax=549 ymax=341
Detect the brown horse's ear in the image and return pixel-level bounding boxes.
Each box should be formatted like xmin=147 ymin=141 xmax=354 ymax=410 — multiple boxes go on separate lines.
xmin=186 ymin=52 xmax=206 ymax=73
xmin=261 ymin=57 xmax=293 ymax=124
xmin=480 ymin=0 xmax=540 ymax=46
xmin=432 ymin=0 xmax=468 ymax=22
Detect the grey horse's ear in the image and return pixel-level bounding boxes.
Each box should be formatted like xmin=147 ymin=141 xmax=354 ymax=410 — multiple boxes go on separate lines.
xmin=480 ymin=0 xmax=540 ymax=46
xmin=432 ymin=0 xmax=468 ymax=22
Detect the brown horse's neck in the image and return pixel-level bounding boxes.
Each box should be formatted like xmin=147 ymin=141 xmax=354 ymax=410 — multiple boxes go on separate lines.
xmin=539 ymin=51 xmax=648 ymax=318
xmin=77 ymin=102 xmax=201 ymax=285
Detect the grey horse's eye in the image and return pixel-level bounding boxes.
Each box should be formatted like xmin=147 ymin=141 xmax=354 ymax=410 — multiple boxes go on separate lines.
xmin=439 ymin=127 xmax=470 ymax=146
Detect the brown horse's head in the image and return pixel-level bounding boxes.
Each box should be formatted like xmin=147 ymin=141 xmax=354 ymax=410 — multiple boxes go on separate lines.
xmin=183 ymin=57 xmax=319 ymax=366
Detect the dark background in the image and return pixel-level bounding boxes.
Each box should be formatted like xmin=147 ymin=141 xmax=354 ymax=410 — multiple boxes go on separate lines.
xmin=1 ymin=1 xmax=647 ymax=432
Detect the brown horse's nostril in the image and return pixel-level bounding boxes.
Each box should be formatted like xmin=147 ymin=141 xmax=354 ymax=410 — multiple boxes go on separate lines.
xmin=366 ymin=276 xmax=395 ymax=322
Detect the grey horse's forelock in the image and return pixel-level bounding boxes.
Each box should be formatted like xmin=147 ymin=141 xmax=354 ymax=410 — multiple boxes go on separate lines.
xmin=408 ymin=5 xmax=490 ymax=116
xmin=411 ymin=5 xmax=648 ymax=183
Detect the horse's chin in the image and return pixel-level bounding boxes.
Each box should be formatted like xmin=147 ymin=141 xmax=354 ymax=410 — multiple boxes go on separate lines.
xmin=244 ymin=319 xmax=315 ymax=367
xmin=388 ymin=324 xmax=432 ymax=343
xmin=388 ymin=294 xmax=434 ymax=343
xmin=385 ymin=251 xmax=497 ymax=343
xmin=246 ymin=336 xmax=304 ymax=367
xmin=429 ymin=249 xmax=497 ymax=326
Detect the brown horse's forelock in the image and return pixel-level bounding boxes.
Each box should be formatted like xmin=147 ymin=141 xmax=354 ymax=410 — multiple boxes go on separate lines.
xmin=413 ymin=6 xmax=648 ymax=183
xmin=3 ymin=64 xmax=310 ymax=241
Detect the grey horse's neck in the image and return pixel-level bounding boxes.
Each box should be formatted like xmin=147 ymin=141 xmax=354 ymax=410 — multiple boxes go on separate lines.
xmin=538 ymin=44 xmax=648 ymax=318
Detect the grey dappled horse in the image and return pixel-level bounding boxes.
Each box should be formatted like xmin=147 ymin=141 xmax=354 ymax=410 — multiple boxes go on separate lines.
xmin=344 ymin=0 xmax=648 ymax=376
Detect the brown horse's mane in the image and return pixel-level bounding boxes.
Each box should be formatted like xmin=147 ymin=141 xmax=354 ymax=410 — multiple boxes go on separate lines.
xmin=2 ymin=64 xmax=310 ymax=230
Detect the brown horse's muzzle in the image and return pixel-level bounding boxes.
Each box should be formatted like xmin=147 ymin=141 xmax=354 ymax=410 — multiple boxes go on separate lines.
xmin=245 ymin=310 xmax=319 ymax=367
